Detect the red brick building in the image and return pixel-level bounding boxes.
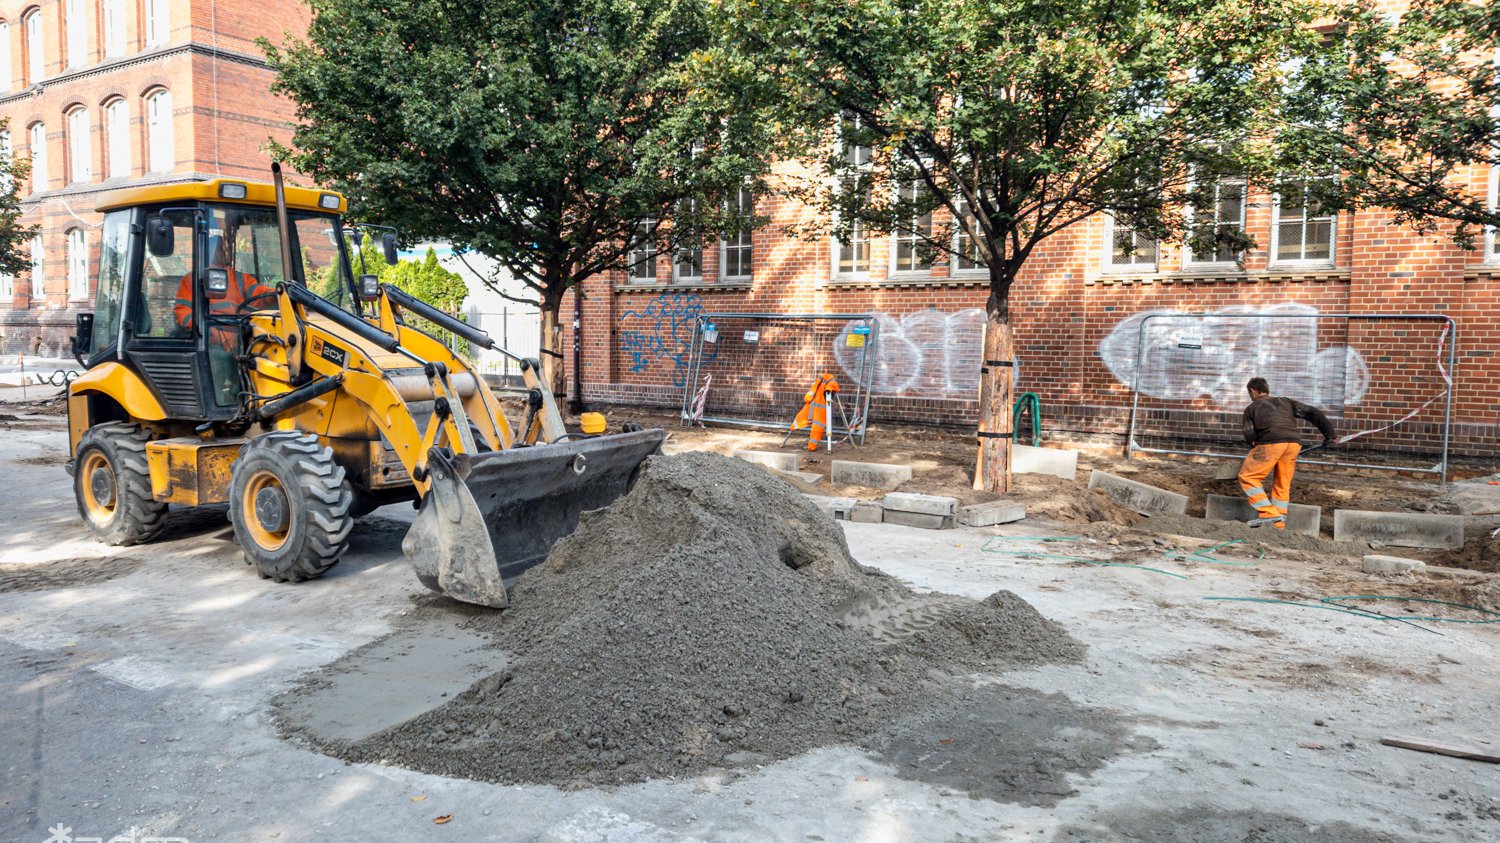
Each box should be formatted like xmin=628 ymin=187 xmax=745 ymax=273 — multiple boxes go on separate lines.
xmin=565 ymin=88 xmax=1497 ymax=462
xmin=0 ymin=0 xmax=306 ymax=355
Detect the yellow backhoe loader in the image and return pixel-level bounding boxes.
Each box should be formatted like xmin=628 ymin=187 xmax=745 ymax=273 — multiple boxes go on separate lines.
xmin=63 ymin=165 xmax=663 ymax=607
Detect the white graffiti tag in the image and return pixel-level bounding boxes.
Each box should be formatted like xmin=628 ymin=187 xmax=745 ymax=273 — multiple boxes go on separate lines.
xmin=1097 ymin=303 xmax=1368 ymax=410
xmin=834 ymin=308 xmax=988 ymax=396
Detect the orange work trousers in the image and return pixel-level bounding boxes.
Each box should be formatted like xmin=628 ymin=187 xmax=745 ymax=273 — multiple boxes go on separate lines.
xmin=1238 ymin=442 xmax=1301 ymax=528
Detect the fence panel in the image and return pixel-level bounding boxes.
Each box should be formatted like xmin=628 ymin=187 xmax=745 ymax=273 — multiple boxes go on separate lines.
xmin=680 ymin=312 xmax=877 ymax=441
xmin=1121 ymin=310 xmax=1455 ymax=480
xmin=463 ymin=307 xmax=541 ymax=385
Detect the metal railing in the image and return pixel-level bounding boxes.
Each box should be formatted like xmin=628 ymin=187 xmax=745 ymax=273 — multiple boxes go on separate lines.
xmin=1124 ymin=312 xmax=1456 ymax=481
xmin=679 ymin=312 xmax=878 ymax=444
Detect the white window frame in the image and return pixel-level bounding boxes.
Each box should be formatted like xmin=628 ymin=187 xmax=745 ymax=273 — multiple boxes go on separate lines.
xmin=0 ymin=23 xmax=12 ymax=92
xmin=1183 ymin=175 xmax=1248 ymax=268
xmin=67 ymin=227 xmax=88 ymax=300
xmin=146 ymin=89 xmax=173 ymax=173
xmin=830 ymin=113 xmax=873 ymax=281
xmin=1268 ymin=180 xmax=1337 ymax=269
xmin=66 ymin=106 xmax=90 ymax=183
xmin=0 ymin=130 xmax=12 ymax=193
xmin=145 ymin=0 xmax=169 ymax=48
xmin=625 ymin=217 xmax=657 ymax=284
xmin=672 ymin=200 xmax=703 ymax=283
xmin=0 ymin=271 xmax=12 ymax=298
xmin=25 ymin=10 xmax=43 ymax=84
xmin=949 ymin=193 xmax=987 ymax=277
xmin=29 ymin=233 xmax=44 ymax=298
xmin=105 ymin=98 xmax=129 ymax=179
xmin=1485 ymin=49 xmax=1500 ymax=264
xmin=888 ymin=179 xmax=934 ymax=278
xmin=103 ymin=0 xmax=127 ymax=59
xmin=717 ymin=185 xmax=753 ymax=282
xmin=28 ymin=121 xmax=46 ymax=194
xmin=1102 ymin=213 xmax=1159 ymax=272
xmin=65 ymin=0 xmax=85 ymax=68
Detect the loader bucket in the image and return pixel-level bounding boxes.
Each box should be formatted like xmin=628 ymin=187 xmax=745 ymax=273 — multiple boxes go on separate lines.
xmin=401 ymin=428 xmax=666 ymax=607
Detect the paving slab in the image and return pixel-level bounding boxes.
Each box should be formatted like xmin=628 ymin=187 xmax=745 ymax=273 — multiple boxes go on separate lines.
xmin=957 ymin=502 xmax=1026 ymax=527
xmin=1333 ymin=509 xmax=1465 ymax=549
xmin=1362 ymin=554 xmax=1427 ymax=574
xmin=881 ymin=492 xmax=958 ymax=517
xmin=1012 ymin=444 xmax=1079 ymax=480
xmin=1204 ymin=493 xmax=1321 ymax=536
xmin=1087 ymin=470 xmax=1189 ymax=516
xmin=849 ymin=501 xmax=884 ymax=524
xmin=734 ymin=449 xmax=799 ymax=472
xmin=831 ymin=460 xmax=913 ymax=490
xmin=881 ymin=509 xmax=954 ymax=529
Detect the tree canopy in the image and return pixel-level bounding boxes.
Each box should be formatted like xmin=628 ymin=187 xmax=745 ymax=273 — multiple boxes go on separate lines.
xmin=265 ymin=0 xmax=771 ymax=388
xmin=0 ymin=119 xmax=37 ymax=278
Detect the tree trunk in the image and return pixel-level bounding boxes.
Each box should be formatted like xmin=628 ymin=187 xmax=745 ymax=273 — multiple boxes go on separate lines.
xmin=973 ymin=306 xmax=1015 ymax=494
xmin=538 ymin=300 xmax=566 ymax=409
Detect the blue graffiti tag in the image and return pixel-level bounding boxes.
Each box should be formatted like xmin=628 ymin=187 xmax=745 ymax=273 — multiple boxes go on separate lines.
xmin=619 ymin=291 xmax=717 ymax=387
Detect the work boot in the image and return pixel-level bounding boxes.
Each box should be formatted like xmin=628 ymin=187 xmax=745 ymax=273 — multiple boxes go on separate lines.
xmin=1247 ymin=515 xmax=1285 ymax=529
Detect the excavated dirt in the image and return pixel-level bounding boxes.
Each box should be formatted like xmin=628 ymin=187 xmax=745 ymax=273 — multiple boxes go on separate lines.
xmin=301 ymin=452 xmax=1085 ymax=787
xmin=0 ymin=557 xmax=142 ymax=592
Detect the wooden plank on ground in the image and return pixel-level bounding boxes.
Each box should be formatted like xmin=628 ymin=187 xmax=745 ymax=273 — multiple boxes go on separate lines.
xmin=1380 ymin=735 xmax=1500 ymax=764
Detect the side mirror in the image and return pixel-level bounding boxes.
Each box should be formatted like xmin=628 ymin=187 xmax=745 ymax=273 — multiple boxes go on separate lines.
xmin=205 ymin=268 xmax=230 ymax=299
xmin=71 ymin=312 xmax=94 ymax=364
xmin=358 ymin=274 xmax=380 ymax=302
xmin=146 ymin=217 xmax=174 ymax=257
xmin=381 ymin=233 xmax=398 ymax=266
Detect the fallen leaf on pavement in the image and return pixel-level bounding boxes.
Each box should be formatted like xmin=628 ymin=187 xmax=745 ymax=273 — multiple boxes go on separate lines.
xmin=434 ymin=815 xmax=452 ymax=825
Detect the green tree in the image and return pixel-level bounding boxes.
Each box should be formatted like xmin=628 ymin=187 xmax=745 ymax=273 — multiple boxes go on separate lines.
xmin=313 ymin=238 xmax=471 ymax=348
xmin=265 ymin=0 xmax=769 ymax=398
xmin=0 ymin=118 xmax=38 ymax=277
xmin=719 ymin=0 xmax=1500 ymax=493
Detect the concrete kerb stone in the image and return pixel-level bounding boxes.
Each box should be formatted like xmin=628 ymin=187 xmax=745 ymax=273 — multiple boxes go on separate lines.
xmin=773 ymin=469 xmax=824 ymax=486
xmin=1204 ymin=493 xmax=1321 ymax=536
xmin=882 ymin=510 xmax=954 ymax=530
xmin=881 ymin=492 xmax=959 ymax=517
xmin=1334 ymin=510 xmax=1465 ymax=550
xmin=849 ymin=501 xmax=884 ymax=523
xmin=1362 ymin=555 xmax=1427 ymax=574
xmin=801 ymin=494 xmax=859 ymax=521
xmin=831 ymin=460 xmax=913 ymax=490
xmin=734 ymin=450 xmax=800 ymax=472
xmin=957 ymin=502 xmax=1026 ymax=527
xmin=1086 ymin=471 xmax=1189 ymax=516
xmin=1011 ymin=444 xmax=1079 ymax=480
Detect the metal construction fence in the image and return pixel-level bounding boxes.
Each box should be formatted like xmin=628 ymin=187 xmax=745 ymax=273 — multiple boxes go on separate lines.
xmin=679 ymin=312 xmax=878 ymax=443
xmin=461 ymin=307 xmax=542 ymax=385
xmin=1122 ymin=311 xmax=1456 ymax=481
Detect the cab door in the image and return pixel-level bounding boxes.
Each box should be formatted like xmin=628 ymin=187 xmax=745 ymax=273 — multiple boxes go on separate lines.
xmin=121 ymin=206 xmax=211 ymax=420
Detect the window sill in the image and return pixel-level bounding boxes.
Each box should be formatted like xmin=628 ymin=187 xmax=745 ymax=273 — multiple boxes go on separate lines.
xmin=1464 ymin=264 xmax=1500 ymax=280
xmin=612 ymin=280 xmax=753 ymax=293
xmin=1089 ymin=267 xmax=1350 ymax=286
xmin=820 ymin=274 xmax=989 ymax=290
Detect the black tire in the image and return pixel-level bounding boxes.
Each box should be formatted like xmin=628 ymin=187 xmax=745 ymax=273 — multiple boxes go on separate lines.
xmin=228 ymin=431 xmax=354 ymax=583
xmin=73 ymin=422 xmax=168 ymax=546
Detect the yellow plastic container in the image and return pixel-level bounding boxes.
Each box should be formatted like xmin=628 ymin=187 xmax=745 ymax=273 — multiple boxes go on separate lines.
xmin=579 ymin=412 xmax=607 ymax=435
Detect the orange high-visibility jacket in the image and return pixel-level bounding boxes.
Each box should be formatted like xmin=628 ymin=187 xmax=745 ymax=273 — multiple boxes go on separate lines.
xmin=792 ymin=374 xmax=840 ymax=451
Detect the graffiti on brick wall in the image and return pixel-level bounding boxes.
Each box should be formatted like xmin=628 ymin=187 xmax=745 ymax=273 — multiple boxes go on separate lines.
xmin=834 ymin=308 xmax=988 ymax=396
xmin=1097 ymin=302 xmax=1368 ymax=410
xmin=619 ymin=291 xmax=714 ymax=388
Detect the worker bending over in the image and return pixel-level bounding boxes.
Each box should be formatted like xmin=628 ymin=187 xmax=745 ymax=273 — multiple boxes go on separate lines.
xmin=1239 ymin=377 xmax=1335 ymax=529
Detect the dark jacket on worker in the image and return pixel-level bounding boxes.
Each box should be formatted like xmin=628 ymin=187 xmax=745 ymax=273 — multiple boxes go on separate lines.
xmin=1242 ymin=396 xmax=1336 ymax=447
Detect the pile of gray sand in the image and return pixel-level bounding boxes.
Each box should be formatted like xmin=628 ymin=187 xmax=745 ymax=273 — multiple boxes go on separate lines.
xmin=330 ymin=451 xmax=1082 ymax=786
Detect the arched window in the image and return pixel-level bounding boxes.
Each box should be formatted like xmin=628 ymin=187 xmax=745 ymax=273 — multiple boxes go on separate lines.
xmin=64 ymin=0 xmax=85 ymax=68
xmin=145 ymin=0 xmax=169 ymax=48
xmin=102 ymin=0 xmax=126 ymax=59
xmin=66 ymin=106 xmax=90 ymax=183
xmin=0 ymin=22 xmax=12 ymax=91
xmin=146 ymin=89 xmax=172 ymax=172
xmin=0 ymin=130 xmax=11 ymax=193
xmin=23 ymin=9 xmax=42 ymax=84
xmin=67 ymin=227 xmax=88 ymax=300
xmin=28 ymin=121 xmax=46 ymax=194
xmin=104 ymin=98 xmax=129 ymax=179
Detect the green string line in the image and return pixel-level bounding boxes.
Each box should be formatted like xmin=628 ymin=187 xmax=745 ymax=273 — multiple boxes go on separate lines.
xmin=1203 ymin=597 xmax=1444 ymax=635
xmin=1321 ymin=596 xmax=1500 ymax=624
xmin=1162 ymin=550 xmax=1256 ymax=567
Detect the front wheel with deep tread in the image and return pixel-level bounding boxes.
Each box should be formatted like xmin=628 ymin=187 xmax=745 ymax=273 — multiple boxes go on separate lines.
xmin=229 ymin=432 xmax=354 ymax=583
xmin=73 ymin=422 xmax=168 ymax=545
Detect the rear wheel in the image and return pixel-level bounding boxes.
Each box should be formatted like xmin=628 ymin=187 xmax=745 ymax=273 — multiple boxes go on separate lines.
xmin=229 ymin=432 xmax=354 ymax=583
xmin=73 ymin=422 xmax=167 ymax=545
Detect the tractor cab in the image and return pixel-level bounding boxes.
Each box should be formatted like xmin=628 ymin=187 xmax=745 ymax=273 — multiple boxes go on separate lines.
xmin=74 ymin=179 xmax=360 ymax=420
